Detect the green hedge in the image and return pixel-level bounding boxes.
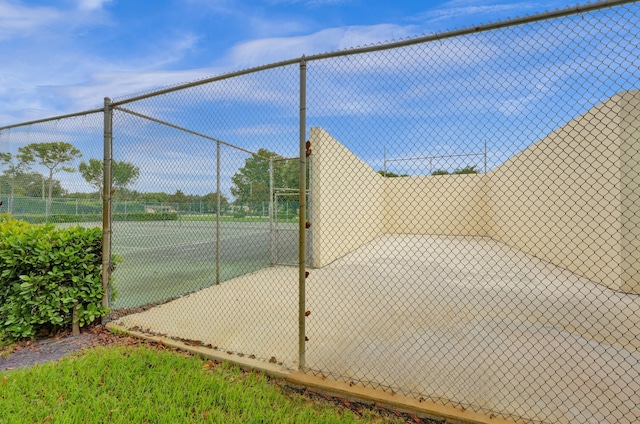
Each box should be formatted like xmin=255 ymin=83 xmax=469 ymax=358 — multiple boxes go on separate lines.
xmin=0 ymin=214 xmax=116 ymax=343
xmin=114 ymin=212 xmax=179 ymax=221
xmin=15 ymin=212 xmax=179 ymax=224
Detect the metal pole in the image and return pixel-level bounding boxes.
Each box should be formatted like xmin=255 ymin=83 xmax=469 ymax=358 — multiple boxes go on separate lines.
xmin=307 ymin=156 xmax=313 ymax=266
xmin=269 ymin=158 xmax=275 ymax=266
xmin=383 ymin=146 xmax=387 ymax=176
xmin=484 ymin=139 xmax=488 ymax=174
xmin=114 ymin=106 xmax=271 ymax=160
xmin=298 ymin=56 xmax=307 ymax=370
xmin=216 ymin=141 xmax=221 ymax=285
xmin=101 ymin=97 xmax=113 ymax=322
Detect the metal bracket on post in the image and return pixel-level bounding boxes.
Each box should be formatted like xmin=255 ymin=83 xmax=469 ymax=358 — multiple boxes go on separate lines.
xmin=101 ymin=97 xmax=113 ymax=323
xmin=298 ymin=56 xmax=307 ymax=370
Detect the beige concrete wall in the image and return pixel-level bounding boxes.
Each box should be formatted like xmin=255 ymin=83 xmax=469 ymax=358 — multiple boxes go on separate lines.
xmin=310 ymin=127 xmax=384 ymax=268
xmin=310 ymin=90 xmax=639 ymax=292
xmin=384 ymin=174 xmax=489 ymax=236
xmin=486 ymin=91 xmax=640 ymax=292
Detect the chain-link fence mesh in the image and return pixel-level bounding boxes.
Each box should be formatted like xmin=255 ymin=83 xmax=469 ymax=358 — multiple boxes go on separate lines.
xmin=303 ymin=2 xmax=640 ymax=423
xmin=109 ymin=64 xmax=305 ymax=367
xmin=2 ymin=2 xmax=640 ymax=423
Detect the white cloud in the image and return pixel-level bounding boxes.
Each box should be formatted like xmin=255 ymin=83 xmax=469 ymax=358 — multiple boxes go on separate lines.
xmin=421 ymin=2 xmax=529 ymax=22
xmin=271 ymin=0 xmax=352 ymax=5
xmin=183 ymin=0 xmax=235 ymax=14
xmin=77 ymin=0 xmax=112 ymax=11
xmin=60 ymin=68 xmax=216 ymax=108
xmin=221 ymin=23 xmax=415 ymax=69
xmin=0 ymin=0 xmax=114 ymax=41
xmin=139 ymin=32 xmax=202 ymax=69
xmin=410 ymin=0 xmax=576 ymax=32
xmin=39 ymin=23 xmax=417 ymax=115
xmin=0 ymin=0 xmax=61 ymax=40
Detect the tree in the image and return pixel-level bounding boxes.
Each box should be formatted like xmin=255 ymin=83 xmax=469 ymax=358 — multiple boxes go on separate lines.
xmin=139 ymin=192 xmax=170 ymax=203
xmin=167 ymin=189 xmax=189 ymax=203
xmin=113 ymin=161 xmax=140 ymax=192
xmin=0 ymin=152 xmax=10 ymax=197
xmin=377 ymin=170 xmax=408 ymax=178
xmin=0 ymin=152 xmax=31 ymax=213
xmin=453 ymin=165 xmax=479 ymax=175
xmin=18 ymin=172 xmax=65 ymax=198
xmin=201 ymin=192 xmax=229 ymax=213
xmin=79 ymin=158 xmax=140 ymax=197
xmin=18 ymin=142 xmax=82 ymax=219
xmin=78 ymin=159 xmax=103 ymax=194
xmin=230 ymin=149 xmax=302 ymax=204
xmin=231 ymin=149 xmax=278 ymax=203
xmin=430 ymin=166 xmax=479 ymax=176
xmin=431 ymin=169 xmax=450 ymax=176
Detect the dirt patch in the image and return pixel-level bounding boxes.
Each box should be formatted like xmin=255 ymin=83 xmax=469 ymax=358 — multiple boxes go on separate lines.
xmin=0 ymin=302 xmax=170 ymax=372
xmin=0 ymin=325 xmax=139 ymax=371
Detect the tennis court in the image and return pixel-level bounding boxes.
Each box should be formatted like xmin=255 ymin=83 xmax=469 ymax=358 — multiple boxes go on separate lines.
xmin=110 ymin=219 xmax=301 ymax=309
xmin=114 ymin=233 xmax=640 ymax=423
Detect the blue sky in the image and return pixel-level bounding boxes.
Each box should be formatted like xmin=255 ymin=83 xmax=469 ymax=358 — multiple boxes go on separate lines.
xmin=1 ymin=0 xmax=638 ymax=197
xmin=0 ymin=0 xmax=583 ymax=125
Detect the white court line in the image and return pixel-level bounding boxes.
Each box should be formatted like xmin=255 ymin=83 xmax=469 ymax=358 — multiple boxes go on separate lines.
xmin=111 ymin=225 xmax=269 ymax=242
xmin=115 ymin=233 xmax=270 ymax=254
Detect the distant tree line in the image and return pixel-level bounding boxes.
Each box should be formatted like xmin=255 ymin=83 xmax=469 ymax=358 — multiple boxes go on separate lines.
xmin=1 ymin=143 xmax=82 ymax=216
xmin=3 ymin=141 xmax=483 ymax=217
xmin=1 ymin=142 xmax=232 ymax=216
xmin=378 ymin=165 xmax=480 ymax=177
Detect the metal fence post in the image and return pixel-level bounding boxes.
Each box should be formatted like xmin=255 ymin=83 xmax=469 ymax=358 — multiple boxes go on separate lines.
xmin=216 ymin=141 xmax=221 ymax=285
xmin=298 ymin=56 xmax=307 ymax=370
xmin=383 ymin=146 xmax=386 ymax=176
xmin=269 ymin=158 xmax=275 ymax=266
xmin=101 ymin=97 xmax=113 ymax=322
xmin=307 ymin=156 xmax=313 ymax=266
xmin=484 ymin=139 xmax=488 ymax=174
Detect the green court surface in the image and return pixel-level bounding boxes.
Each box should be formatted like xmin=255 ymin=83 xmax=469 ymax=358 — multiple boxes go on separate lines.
xmin=109 ymin=220 xmax=298 ymax=309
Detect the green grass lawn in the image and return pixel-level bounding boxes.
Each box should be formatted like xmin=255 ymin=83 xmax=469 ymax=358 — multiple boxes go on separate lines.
xmin=0 ymin=344 xmax=402 ymax=424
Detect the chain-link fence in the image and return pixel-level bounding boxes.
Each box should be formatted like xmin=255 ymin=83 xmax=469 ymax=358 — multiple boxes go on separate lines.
xmin=2 ymin=1 xmax=640 ymax=423
xmin=302 ymin=2 xmax=640 ymax=423
xmin=106 ymin=64 xmax=303 ymax=322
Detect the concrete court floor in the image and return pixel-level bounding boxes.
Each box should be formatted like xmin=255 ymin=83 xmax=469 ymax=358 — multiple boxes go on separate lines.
xmin=115 ymin=234 xmax=640 ymax=424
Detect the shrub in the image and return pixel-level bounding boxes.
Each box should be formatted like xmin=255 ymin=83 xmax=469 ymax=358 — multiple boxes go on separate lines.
xmin=14 ymin=212 xmax=179 ymax=224
xmin=0 ymin=214 xmax=115 ymax=343
xmin=113 ymin=212 xmax=179 ymax=221
xmin=430 ymin=169 xmax=450 ymax=176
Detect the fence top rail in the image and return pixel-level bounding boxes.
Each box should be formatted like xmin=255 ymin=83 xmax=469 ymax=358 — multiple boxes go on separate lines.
xmin=385 ymin=153 xmax=485 ymax=163
xmin=0 ymin=0 xmax=635 ymax=129
xmin=107 ymin=0 xmax=636 ymax=106
xmin=114 ymin=106 xmax=273 ymax=160
xmin=0 ymin=107 xmax=103 ymax=132
xmin=302 ymin=0 xmax=635 ymax=61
